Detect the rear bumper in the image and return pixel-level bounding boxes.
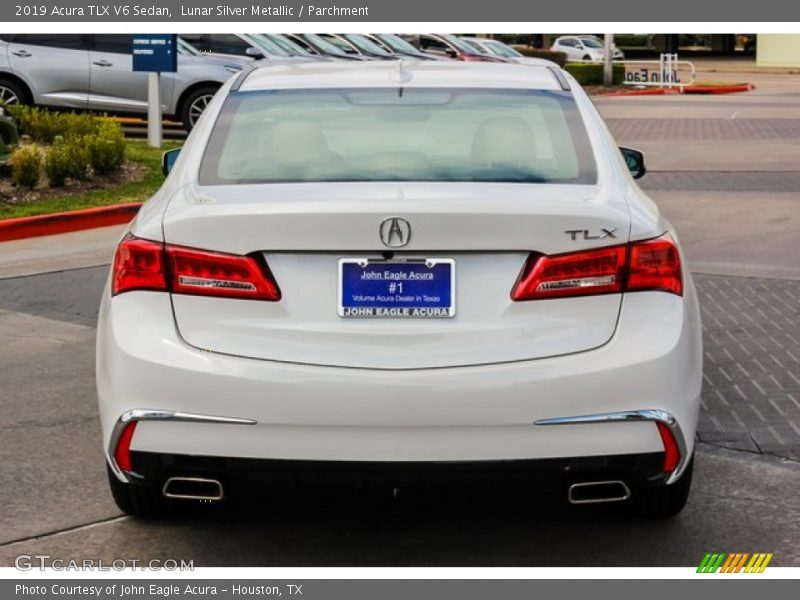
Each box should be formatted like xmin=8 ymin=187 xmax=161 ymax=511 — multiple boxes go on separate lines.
xmin=129 ymin=450 xmax=670 ymax=499
xmin=97 ymin=282 xmax=702 ymax=479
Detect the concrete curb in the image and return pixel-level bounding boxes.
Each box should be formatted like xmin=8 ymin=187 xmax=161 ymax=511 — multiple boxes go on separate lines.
xmin=0 ymin=203 xmax=141 ymax=243
xmin=596 ymin=83 xmax=755 ymax=97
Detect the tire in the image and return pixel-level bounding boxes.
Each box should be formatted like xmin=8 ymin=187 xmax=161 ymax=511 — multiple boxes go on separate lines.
xmin=630 ymin=455 xmax=694 ymax=518
xmin=179 ymin=86 xmax=219 ymax=132
xmin=582 ymin=55 xmax=592 ymax=61
xmin=107 ymin=465 xmax=172 ymax=518
xmin=0 ymin=78 xmax=29 ymax=107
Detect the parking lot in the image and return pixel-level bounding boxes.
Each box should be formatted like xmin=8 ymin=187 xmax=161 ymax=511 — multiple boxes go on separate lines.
xmin=1 ymin=67 xmax=800 ymax=566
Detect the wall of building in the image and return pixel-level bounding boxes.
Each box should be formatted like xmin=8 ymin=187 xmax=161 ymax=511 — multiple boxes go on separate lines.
xmin=757 ymin=34 xmax=800 ymax=67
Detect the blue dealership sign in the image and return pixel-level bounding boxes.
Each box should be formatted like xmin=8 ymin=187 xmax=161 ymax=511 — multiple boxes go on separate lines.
xmin=132 ymin=34 xmax=178 ymax=72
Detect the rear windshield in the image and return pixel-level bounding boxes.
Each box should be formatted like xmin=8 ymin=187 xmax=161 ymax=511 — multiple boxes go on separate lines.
xmin=199 ymin=88 xmax=597 ymax=185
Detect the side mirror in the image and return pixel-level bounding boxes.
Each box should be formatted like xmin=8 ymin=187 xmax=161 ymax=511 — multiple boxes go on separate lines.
xmin=245 ymin=46 xmax=264 ymax=58
xmin=620 ymin=146 xmax=646 ymax=179
xmin=162 ymin=148 xmax=181 ymax=177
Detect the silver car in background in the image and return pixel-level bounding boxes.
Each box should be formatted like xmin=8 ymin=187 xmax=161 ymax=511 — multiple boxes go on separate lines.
xmin=0 ymin=34 xmax=244 ymax=131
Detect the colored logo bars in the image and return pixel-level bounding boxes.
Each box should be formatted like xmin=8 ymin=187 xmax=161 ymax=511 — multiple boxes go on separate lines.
xmin=697 ymin=553 xmax=773 ymax=573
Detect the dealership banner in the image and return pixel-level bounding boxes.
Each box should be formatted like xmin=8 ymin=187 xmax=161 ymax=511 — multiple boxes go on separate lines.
xmin=4 ymin=0 xmax=800 ymax=22
xmin=4 ymin=580 xmax=799 ymax=599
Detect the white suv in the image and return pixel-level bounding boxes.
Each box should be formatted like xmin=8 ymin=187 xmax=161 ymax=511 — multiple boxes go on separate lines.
xmin=551 ymin=36 xmax=625 ymax=62
xmin=98 ymin=61 xmax=701 ymax=518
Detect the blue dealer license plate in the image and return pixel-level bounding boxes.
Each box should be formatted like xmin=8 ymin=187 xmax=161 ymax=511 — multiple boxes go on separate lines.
xmin=338 ymin=258 xmax=455 ymax=318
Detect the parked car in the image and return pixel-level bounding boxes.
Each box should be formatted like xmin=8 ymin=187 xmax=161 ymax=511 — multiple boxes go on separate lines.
xmin=0 ymin=34 xmax=244 ymax=131
xmin=284 ymin=33 xmax=369 ymax=61
xmin=257 ymin=33 xmax=335 ymax=61
xmin=177 ymin=37 xmax=250 ymax=70
xmin=100 ymin=61 xmax=701 ymax=520
xmin=459 ymin=36 xmax=558 ymax=67
xmin=403 ymin=34 xmax=508 ymax=62
xmin=551 ymin=35 xmax=625 ymax=62
xmin=318 ymin=34 xmax=399 ymax=60
xmin=364 ymin=33 xmax=442 ymax=60
xmin=179 ymin=33 xmax=307 ymax=63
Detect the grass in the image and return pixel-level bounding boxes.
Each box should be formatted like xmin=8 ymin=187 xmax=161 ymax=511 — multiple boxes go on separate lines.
xmin=0 ymin=140 xmax=181 ymax=220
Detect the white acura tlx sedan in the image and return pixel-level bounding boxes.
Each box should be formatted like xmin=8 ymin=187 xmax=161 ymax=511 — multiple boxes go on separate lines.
xmin=97 ymin=61 xmax=702 ymax=518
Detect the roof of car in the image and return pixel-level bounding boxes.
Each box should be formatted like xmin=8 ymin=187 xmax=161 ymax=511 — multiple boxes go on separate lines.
xmin=237 ymin=60 xmax=563 ymax=92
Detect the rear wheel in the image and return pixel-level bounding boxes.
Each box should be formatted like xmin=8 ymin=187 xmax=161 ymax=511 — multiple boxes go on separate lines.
xmin=631 ymin=455 xmax=694 ymax=518
xmin=180 ymin=86 xmax=218 ymax=132
xmin=0 ymin=78 xmax=29 ymax=107
xmin=582 ymin=54 xmax=592 ymax=61
xmin=107 ymin=465 xmax=171 ymax=518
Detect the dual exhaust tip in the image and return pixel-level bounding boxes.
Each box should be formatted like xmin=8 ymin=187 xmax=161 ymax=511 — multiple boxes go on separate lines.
xmin=568 ymin=480 xmax=631 ymax=504
xmin=161 ymin=476 xmax=630 ymax=505
xmin=162 ymin=476 xmax=223 ymax=501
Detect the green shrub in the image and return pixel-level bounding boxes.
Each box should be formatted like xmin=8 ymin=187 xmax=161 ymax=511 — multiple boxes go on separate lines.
xmin=8 ymin=106 xmax=103 ymax=143
xmin=10 ymin=144 xmax=43 ymax=188
xmin=614 ymin=34 xmax=650 ymax=48
xmin=61 ymin=112 xmax=99 ymax=138
xmin=45 ymin=137 xmax=72 ymax=186
xmin=87 ymin=121 xmax=125 ymax=174
xmin=564 ymin=63 xmax=625 ymax=86
xmin=511 ymin=46 xmax=567 ymax=67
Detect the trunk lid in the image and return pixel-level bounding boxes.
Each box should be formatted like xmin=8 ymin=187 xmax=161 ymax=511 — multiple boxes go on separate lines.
xmin=163 ymin=182 xmax=629 ymax=369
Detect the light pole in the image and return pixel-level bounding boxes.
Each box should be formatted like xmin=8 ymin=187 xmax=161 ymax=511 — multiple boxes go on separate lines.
xmin=603 ymin=33 xmax=614 ymax=86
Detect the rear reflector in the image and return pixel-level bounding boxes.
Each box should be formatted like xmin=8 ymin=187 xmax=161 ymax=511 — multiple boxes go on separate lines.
xmin=112 ymin=234 xmax=280 ymax=301
xmin=656 ymin=421 xmax=681 ymax=473
xmin=114 ymin=421 xmax=137 ymax=473
xmin=511 ymin=235 xmax=682 ymax=301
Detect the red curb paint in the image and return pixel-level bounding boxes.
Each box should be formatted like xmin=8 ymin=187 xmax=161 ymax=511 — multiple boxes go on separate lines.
xmin=0 ymin=202 xmax=141 ymax=242
xmin=682 ymin=83 xmax=756 ymax=94
xmin=595 ymin=83 xmax=754 ymax=98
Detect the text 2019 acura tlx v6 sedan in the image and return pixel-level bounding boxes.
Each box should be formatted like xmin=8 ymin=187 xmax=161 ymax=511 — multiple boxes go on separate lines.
xmin=97 ymin=61 xmax=702 ymax=518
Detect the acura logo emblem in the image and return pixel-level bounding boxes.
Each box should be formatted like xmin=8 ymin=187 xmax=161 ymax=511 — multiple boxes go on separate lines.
xmin=379 ymin=217 xmax=411 ymax=248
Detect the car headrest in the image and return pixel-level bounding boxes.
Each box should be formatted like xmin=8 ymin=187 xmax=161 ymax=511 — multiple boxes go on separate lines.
xmin=471 ymin=116 xmax=537 ymax=168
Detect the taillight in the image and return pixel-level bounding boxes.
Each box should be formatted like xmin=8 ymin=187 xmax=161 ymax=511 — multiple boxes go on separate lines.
xmin=112 ymin=234 xmax=280 ymax=301
xmin=112 ymin=234 xmax=167 ymax=295
xmin=167 ymin=245 xmax=281 ymax=301
xmin=627 ymin=236 xmax=682 ymax=295
xmin=511 ymin=246 xmax=625 ymax=301
xmin=511 ymin=234 xmax=682 ymax=301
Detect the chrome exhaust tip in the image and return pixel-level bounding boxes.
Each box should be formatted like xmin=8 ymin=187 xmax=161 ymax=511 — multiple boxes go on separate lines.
xmin=568 ymin=480 xmax=631 ymax=505
xmin=162 ymin=477 xmax=224 ymax=501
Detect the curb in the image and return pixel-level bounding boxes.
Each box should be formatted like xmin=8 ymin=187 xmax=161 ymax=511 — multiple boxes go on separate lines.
xmin=0 ymin=203 xmax=141 ymax=243
xmin=596 ymin=83 xmax=755 ymax=97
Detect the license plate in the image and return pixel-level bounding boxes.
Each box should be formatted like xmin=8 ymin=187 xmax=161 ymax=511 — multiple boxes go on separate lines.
xmin=338 ymin=258 xmax=455 ymax=318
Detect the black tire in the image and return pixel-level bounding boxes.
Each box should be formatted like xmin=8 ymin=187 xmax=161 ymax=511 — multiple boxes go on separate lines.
xmin=179 ymin=85 xmax=219 ymax=132
xmin=0 ymin=77 xmax=30 ymax=107
xmin=582 ymin=55 xmax=592 ymax=61
xmin=630 ymin=455 xmax=694 ymax=518
xmin=107 ymin=465 xmax=172 ymax=518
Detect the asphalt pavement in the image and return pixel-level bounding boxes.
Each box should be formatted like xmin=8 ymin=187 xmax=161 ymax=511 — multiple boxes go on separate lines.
xmin=1 ymin=70 xmax=800 ymax=567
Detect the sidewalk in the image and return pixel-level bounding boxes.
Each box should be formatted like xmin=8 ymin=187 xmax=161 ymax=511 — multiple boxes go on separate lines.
xmin=0 ymin=224 xmax=124 ymax=279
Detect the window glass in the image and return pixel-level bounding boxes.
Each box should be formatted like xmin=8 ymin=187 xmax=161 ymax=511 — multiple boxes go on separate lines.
xmin=92 ymin=34 xmax=132 ymax=54
xmin=200 ymin=88 xmax=597 ymax=186
xmin=12 ymin=34 xmax=88 ymax=50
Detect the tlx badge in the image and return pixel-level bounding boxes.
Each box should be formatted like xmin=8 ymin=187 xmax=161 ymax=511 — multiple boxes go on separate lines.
xmin=564 ymin=228 xmax=617 ymax=241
